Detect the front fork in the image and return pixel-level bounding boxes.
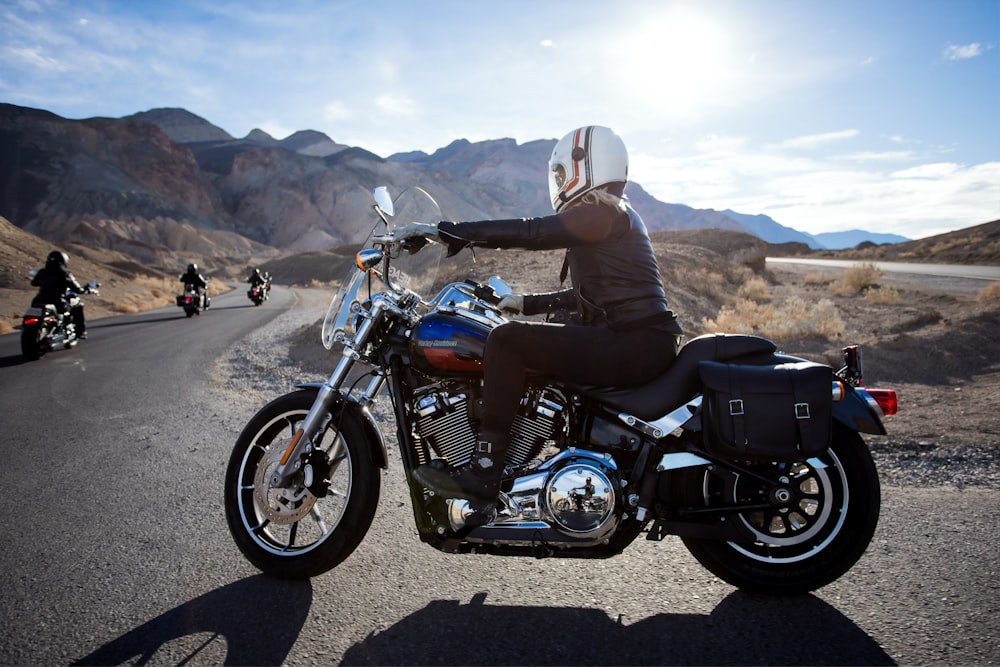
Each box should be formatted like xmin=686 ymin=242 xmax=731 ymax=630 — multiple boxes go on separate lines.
xmin=268 ymin=303 xmax=386 ymax=488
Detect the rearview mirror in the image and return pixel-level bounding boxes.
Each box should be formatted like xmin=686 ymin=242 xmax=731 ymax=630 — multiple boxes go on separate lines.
xmin=373 ymin=186 xmax=394 ymax=217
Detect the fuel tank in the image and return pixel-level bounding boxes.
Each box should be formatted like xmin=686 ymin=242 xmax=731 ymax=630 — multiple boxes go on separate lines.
xmin=409 ymin=310 xmax=493 ymax=375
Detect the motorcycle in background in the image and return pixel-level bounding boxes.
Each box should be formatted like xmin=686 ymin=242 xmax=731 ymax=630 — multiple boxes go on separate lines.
xmin=224 ymin=185 xmax=898 ymax=595
xmin=248 ymin=280 xmax=270 ymax=306
xmin=21 ymin=272 xmax=99 ymax=361
xmin=176 ymin=279 xmax=210 ymax=317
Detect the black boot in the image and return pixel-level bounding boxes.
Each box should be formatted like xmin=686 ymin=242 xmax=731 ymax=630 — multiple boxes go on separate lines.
xmin=413 ymin=434 xmax=505 ymax=507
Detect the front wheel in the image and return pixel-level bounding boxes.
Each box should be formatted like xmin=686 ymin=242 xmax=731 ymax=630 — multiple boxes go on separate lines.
xmin=224 ymin=389 xmax=381 ymax=579
xmin=681 ymin=424 xmax=880 ymax=595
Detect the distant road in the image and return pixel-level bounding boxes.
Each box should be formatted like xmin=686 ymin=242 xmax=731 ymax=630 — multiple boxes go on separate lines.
xmin=766 ymin=257 xmax=1000 ymax=281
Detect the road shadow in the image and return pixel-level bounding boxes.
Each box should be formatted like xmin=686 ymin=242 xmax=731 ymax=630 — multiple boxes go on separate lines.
xmin=0 ymin=353 xmax=28 ymax=368
xmin=72 ymin=575 xmax=312 ymax=666
xmin=341 ymin=590 xmax=894 ymax=666
xmin=90 ymin=315 xmax=180 ymax=329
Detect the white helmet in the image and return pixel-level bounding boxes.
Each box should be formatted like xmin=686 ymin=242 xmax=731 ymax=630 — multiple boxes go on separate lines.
xmin=548 ymin=126 xmax=628 ymax=212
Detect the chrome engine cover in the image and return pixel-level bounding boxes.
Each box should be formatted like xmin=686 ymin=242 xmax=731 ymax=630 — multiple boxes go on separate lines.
xmin=456 ymin=448 xmax=622 ymax=547
xmin=546 ymin=462 xmax=615 ymax=535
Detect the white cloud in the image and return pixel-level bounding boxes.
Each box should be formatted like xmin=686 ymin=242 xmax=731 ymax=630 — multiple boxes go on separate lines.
xmin=375 ymin=95 xmax=416 ymax=116
xmin=7 ymin=46 xmax=65 ymax=71
xmin=778 ymin=129 xmax=860 ymax=150
xmin=891 ymin=162 xmax=961 ymax=179
xmin=943 ymin=43 xmax=983 ymax=60
xmin=323 ymin=102 xmax=353 ymax=122
xmin=540 ymin=39 xmax=554 ymax=48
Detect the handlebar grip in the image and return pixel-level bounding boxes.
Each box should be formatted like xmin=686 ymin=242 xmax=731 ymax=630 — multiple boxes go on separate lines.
xmin=473 ymin=283 xmax=502 ymax=306
xmin=401 ymin=236 xmax=429 ymax=254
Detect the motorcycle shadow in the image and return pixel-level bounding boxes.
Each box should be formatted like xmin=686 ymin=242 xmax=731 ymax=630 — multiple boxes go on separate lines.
xmin=71 ymin=575 xmax=311 ymax=666
xmin=341 ymin=590 xmax=894 ymax=666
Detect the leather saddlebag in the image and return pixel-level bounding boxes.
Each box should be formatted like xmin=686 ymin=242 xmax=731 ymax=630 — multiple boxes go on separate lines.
xmin=699 ymin=361 xmax=833 ymax=461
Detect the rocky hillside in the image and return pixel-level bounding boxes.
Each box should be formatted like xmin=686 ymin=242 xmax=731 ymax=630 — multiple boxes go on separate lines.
xmin=766 ymin=218 xmax=1000 ymax=266
xmin=1 ymin=104 xmax=813 ymax=272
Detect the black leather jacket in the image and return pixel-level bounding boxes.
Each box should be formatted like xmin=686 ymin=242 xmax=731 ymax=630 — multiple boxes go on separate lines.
xmin=181 ymin=270 xmax=207 ymax=290
xmin=31 ymin=264 xmax=83 ymax=307
xmin=438 ymin=201 xmax=682 ymax=332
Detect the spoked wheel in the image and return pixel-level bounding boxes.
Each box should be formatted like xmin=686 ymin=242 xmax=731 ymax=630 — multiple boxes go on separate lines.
xmin=681 ymin=424 xmax=880 ymax=595
xmin=224 ymin=389 xmax=380 ymax=579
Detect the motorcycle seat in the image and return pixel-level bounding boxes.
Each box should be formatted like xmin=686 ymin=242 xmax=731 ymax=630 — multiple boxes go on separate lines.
xmin=575 ymin=333 xmax=779 ymax=421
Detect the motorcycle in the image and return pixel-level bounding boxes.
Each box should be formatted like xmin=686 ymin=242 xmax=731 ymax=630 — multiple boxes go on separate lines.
xmin=224 ymin=186 xmax=898 ymax=595
xmin=21 ymin=272 xmax=99 ymax=361
xmin=248 ymin=281 xmax=270 ymax=306
xmin=176 ymin=280 xmax=210 ymax=317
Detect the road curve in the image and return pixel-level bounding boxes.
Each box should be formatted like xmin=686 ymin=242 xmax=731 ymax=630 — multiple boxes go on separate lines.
xmin=0 ymin=284 xmax=996 ymax=666
xmin=767 ymin=256 xmax=1000 ymax=281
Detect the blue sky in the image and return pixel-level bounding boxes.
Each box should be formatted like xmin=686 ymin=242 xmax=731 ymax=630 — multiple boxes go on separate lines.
xmin=2 ymin=0 xmax=997 ymax=239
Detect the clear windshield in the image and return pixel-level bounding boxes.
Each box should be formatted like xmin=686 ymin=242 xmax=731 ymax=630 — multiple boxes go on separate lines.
xmin=321 ymin=186 xmax=447 ymax=350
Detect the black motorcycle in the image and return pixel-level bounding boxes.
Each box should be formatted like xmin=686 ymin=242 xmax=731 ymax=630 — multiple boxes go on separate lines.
xmin=176 ymin=281 xmax=209 ymax=317
xmin=21 ymin=274 xmax=99 ymax=361
xmin=224 ymin=186 xmax=898 ymax=595
xmin=248 ymin=282 xmax=270 ymax=306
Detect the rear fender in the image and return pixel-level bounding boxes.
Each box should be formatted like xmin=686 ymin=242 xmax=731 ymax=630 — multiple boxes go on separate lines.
xmin=296 ymin=383 xmax=388 ymax=469
xmin=834 ymin=384 xmax=887 ymax=435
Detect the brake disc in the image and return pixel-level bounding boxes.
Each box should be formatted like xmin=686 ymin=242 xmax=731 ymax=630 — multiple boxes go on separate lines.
xmin=253 ymin=443 xmax=318 ymax=524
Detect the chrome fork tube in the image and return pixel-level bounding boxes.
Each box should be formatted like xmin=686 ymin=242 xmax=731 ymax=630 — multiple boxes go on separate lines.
xmin=269 ymin=303 xmax=384 ymax=487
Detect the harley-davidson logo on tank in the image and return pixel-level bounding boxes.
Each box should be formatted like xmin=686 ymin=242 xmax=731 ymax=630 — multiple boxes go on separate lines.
xmin=410 ymin=311 xmax=491 ymax=374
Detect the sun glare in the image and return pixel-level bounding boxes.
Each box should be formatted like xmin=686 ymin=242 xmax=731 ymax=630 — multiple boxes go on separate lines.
xmin=617 ymin=9 xmax=730 ymax=118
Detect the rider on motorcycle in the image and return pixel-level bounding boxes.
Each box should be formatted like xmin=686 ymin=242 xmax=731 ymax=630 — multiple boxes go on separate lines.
xmin=180 ymin=263 xmax=209 ymax=309
xmin=397 ymin=126 xmax=684 ymax=512
xmin=31 ymin=250 xmax=88 ymax=339
xmin=247 ymin=268 xmax=270 ymax=290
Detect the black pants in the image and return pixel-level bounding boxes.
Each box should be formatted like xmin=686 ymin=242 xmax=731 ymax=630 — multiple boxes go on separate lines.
xmin=481 ymin=320 xmax=680 ymax=436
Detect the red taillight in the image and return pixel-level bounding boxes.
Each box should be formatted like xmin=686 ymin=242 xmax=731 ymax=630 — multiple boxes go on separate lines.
xmin=23 ymin=317 xmax=39 ymax=325
xmin=864 ymin=389 xmax=898 ymax=416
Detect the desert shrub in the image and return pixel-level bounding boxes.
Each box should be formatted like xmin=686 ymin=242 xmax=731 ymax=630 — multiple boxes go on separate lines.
xmin=703 ymin=297 xmax=845 ymax=340
xmin=0 ymin=320 xmax=13 ymax=335
xmin=864 ymin=285 xmax=900 ymax=304
xmin=978 ymin=282 xmax=1000 ymax=303
xmin=832 ymin=262 xmax=883 ymax=295
xmin=737 ymin=275 xmax=771 ymax=301
xmin=803 ymin=272 xmax=832 ymax=286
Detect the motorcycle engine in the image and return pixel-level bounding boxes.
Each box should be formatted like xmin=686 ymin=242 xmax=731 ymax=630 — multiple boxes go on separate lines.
xmin=412 ymin=383 xmax=565 ymax=469
xmin=412 ymin=382 xmax=623 ymax=545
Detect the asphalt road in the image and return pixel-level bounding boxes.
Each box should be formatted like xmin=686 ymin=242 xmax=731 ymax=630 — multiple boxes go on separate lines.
xmin=0 ymin=284 xmax=997 ymax=666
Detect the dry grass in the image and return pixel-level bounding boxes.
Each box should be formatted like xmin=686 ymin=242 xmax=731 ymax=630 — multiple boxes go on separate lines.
xmin=737 ymin=275 xmax=771 ymax=301
xmin=864 ymin=285 xmax=900 ymax=304
xmin=832 ymin=262 xmax=883 ymax=295
xmin=803 ymin=272 xmax=833 ymax=286
xmin=703 ymin=297 xmax=845 ymax=341
xmin=0 ymin=320 xmax=12 ymax=335
xmin=108 ymin=276 xmax=231 ymax=314
xmin=978 ymin=281 xmax=1000 ymax=303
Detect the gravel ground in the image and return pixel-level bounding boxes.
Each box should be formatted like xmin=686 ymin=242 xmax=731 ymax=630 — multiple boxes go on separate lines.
xmin=217 ymin=287 xmax=998 ymax=490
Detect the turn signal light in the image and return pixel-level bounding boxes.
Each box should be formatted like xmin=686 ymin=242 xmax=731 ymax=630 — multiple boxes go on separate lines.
xmin=864 ymin=388 xmax=898 ymax=416
xmin=831 ymin=381 xmax=845 ymax=402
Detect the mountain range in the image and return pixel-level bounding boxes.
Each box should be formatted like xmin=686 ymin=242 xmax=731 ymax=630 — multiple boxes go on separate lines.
xmin=0 ymin=103 xmax=908 ymax=269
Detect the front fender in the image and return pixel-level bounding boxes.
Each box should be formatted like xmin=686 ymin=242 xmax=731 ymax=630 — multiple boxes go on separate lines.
xmin=296 ymin=383 xmax=389 ymax=469
xmin=833 ymin=385 xmax=887 ymax=435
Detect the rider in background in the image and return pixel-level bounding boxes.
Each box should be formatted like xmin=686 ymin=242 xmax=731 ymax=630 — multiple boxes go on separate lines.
xmin=247 ymin=268 xmax=270 ymax=291
xmin=180 ymin=263 xmax=209 ymax=309
xmin=31 ymin=250 xmax=89 ymax=339
xmin=397 ymin=125 xmax=684 ymax=515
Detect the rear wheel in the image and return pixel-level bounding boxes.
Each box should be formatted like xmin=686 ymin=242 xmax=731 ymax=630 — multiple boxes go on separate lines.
xmin=20 ymin=324 xmax=42 ymax=361
xmin=681 ymin=424 xmax=880 ymax=595
xmin=224 ymin=389 xmax=381 ymax=579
